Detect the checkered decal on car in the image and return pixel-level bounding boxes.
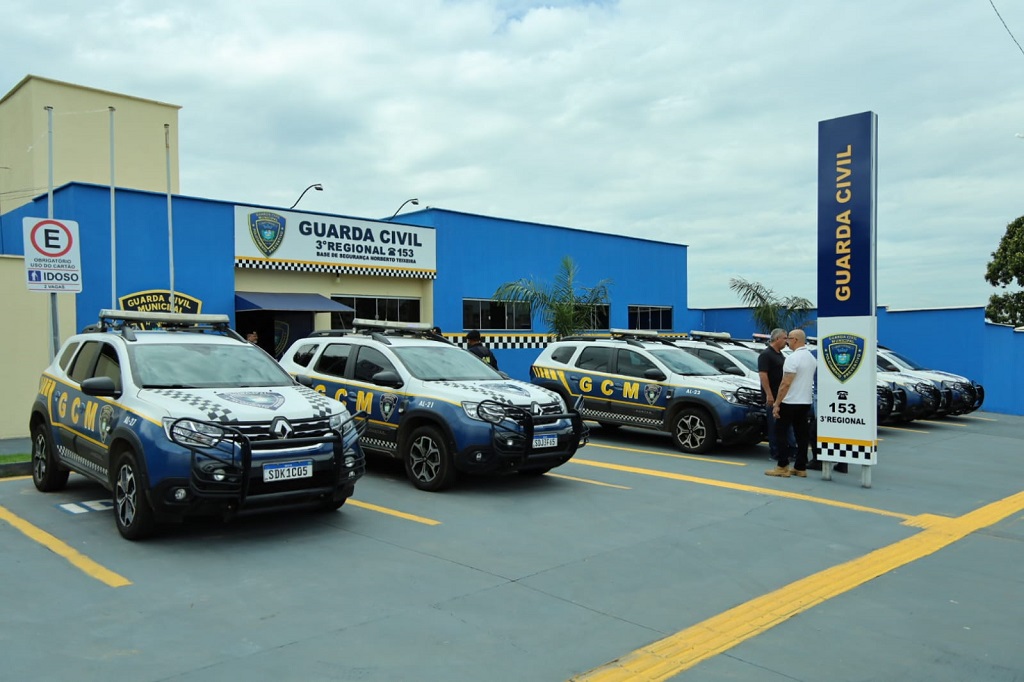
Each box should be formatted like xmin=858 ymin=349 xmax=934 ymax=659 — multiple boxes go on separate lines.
xmin=150 ymin=389 xmax=237 ymax=422
xmin=817 ymin=439 xmax=877 ymax=464
xmin=235 ymin=258 xmax=436 ymax=280
xmin=582 ymin=408 xmax=663 ymax=428
xmin=296 ymin=385 xmax=336 ymax=419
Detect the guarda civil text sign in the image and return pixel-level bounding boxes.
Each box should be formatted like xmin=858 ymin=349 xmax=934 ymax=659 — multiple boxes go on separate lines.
xmin=23 ymin=218 xmax=83 ymax=293
xmin=816 ymin=112 xmax=878 ymax=475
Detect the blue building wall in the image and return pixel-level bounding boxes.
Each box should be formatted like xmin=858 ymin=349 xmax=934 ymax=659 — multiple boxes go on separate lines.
xmin=2 ymin=183 xmax=238 ymax=327
xmin=398 ymin=208 xmax=697 ymax=382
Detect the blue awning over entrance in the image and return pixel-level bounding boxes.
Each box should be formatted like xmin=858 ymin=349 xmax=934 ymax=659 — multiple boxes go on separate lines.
xmin=234 ymin=291 xmax=353 ymax=313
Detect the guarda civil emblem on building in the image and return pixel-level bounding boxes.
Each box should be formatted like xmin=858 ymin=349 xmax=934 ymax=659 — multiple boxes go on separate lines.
xmin=822 ymin=333 xmax=865 ymax=383
xmin=249 ymin=211 xmax=286 ymax=257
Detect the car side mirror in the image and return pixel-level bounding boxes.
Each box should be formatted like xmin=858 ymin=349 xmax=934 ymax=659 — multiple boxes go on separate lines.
xmin=81 ymin=376 xmax=120 ymax=398
xmin=644 ymin=368 xmax=667 ymax=381
xmin=295 ymin=374 xmax=313 ymax=387
xmin=372 ymin=370 xmax=404 ymax=389
xmin=722 ymin=365 xmax=744 ymax=376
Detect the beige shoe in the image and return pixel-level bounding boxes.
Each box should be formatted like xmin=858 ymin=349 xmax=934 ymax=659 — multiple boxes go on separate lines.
xmin=791 ymin=469 xmax=807 ymax=478
xmin=765 ymin=466 xmax=791 ymax=477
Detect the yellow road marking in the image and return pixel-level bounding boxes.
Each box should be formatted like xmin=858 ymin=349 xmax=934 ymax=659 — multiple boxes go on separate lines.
xmin=0 ymin=504 xmax=131 ymax=588
xmin=879 ymin=423 xmax=929 ymax=434
xmin=915 ymin=418 xmax=969 ymax=427
xmin=346 ymin=499 xmax=441 ymax=525
xmin=960 ymin=414 xmax=996 ymax=422
xmin=570 ymin=459 xmax=912 ymax=520
xmin=0 ymin=475 xmax=32 ymax=483
xmin=548 ymin=473 xmax=631 ymax=489
xmin=590 ymin=443 xmax=746 ymax=466
xmin=572 ymin=490 xmax=1024 ymax=681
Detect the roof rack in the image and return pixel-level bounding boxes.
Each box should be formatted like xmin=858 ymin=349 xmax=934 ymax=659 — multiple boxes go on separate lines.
xmin=689 ymin=330 xmax=731 ymax=340
xmin=93 ymin=309 xmax=235 ymax=341
xmin=349 ymin=318 xmax=453 ymax=346
xmin=608 ymin=328 xmax=677 ymax=348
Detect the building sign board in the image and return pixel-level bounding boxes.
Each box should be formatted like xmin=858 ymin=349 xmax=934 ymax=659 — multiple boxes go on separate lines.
xmin=23 ymin=218 xmax=83 ymax=293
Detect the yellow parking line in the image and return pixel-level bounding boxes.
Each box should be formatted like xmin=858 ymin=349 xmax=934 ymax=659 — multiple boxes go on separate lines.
xmin=548 ymin=473 xmax=631 ymax=489
xmin=0 ymin=475 xmax=32 ymax=483
xmin=960 ymin=414 xmax=996 ymax=422
xmin=915 ymin=418 xmax=969 ymax=427
xmin=0 ymin=504 xmax=131 ymax=588
xmin=572 ymin=490 xmax=1024 ymax=681
xmin=570 ymin=459 xmax=912 ymax=520
xmin=591 ymin=444 xmax=746 ymax=466
xmin=879 ymin=423 xmax=930 ymax=434
xmin=346 ymin=499 xmax=441 ymax=525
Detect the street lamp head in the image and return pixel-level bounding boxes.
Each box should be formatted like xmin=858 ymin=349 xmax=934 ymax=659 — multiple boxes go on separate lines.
xmin=390 ymin=198 xmax=420 ymax=219
xmin=290 ymin=183 xmax=324 ymax=209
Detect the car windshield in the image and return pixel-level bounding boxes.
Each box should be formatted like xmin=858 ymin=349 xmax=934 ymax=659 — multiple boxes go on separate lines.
xmin=648 ymin=348 xmax=718 ymax=376
xmin=393 ymin=345 xmax=504 ymax=381
xmin=884 ymin=350 xmax=928 ymax=371
xmin=725 ymin=347 xmax=760 ymax=372
xmin=131 ymin=343 xmax=295 ymax=389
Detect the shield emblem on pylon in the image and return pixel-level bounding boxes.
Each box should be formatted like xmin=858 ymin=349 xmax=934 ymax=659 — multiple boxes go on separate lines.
xmin=822 ymin=333 xmax=865 ymax=383
xmin=249 ymin=211 xmax=286 ymax=257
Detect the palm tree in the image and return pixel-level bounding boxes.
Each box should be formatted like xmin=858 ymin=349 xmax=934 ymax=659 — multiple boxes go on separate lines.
xmin=728 ymin=277 xmax=814 ymax=333
xmin=493 ymin=256 xmax=612 ymax=339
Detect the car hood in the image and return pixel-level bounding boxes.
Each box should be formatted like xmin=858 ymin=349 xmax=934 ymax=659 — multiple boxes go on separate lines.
xmin=138 ymin=384 xmax=346 ymax=422
xmin=431 ymin=379 xmax=563 ymax=406
xmin=682 ymin=374 xmax=761 ymax=391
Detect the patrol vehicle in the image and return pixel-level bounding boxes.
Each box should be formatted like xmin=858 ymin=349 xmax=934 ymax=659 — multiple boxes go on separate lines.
xmin=877 ymin=347 xmax=983 ymax=416
xmin=30 ymin=310 xmax=365 ymax=540
xmin=278 ymin=320 xmax=587 ymax=492
xmin=530 ymin=329 xmax=765 ymax=454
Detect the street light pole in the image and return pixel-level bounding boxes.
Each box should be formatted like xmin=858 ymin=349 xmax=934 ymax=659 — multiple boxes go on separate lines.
xmin=290 ymin=183 xmax=323 ymax=209
xmin=390 ymin=198 xmax=419 ymax=219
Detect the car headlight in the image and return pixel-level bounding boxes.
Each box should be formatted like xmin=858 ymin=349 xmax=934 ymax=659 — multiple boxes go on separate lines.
xmin=163 ymin=417 xmax=225 ymax=448
xmin=330 ymin=411 xmax=355 ymax=434
xmin=722 ymin=390 xmax=738 ymax=404
xmin=463 ymin=401 xmax=506 ymax=424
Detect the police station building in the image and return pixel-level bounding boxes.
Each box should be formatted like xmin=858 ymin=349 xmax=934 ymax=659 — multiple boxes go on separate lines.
xmin=1 ymin=76 xmax=1019 ymax=439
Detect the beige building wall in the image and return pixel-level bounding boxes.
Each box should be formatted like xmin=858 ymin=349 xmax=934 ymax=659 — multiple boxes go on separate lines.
xmin=0 ymin=75 xmax=181 ymax=212
xmin=234 ymin=268 xmax=434 ymax=329
xmin=0 ymin=256 xmax=76 ymax=440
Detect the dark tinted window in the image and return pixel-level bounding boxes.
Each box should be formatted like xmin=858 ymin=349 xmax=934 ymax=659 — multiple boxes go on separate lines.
xmin=290 ymin=343 xmax=318 ymax=368
xmin=616 ymin=349 xmax=657 ymax=378
xmin=94 ymin=344 xmax=123 ymax=392
xmin=576 ymin=346 xmax=612 ymax=372
xmin=353 ymin=347 xmax=397 ymax=383
xmin=58 ymin=342 xmax=80 ymax=371
xmin=68 ymin=341 xmax=102 ymax=384
xmin=550 ymin=345 xmax=577 ymax=364
xmin=314 ymin=344 xmax=351 ymax=377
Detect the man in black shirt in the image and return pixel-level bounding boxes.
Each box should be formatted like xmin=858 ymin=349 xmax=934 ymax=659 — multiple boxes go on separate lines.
xmin=467 ymin=329 xmax=499 ymax=370
xmin=758 ymin=328 xmax=793 ymax=462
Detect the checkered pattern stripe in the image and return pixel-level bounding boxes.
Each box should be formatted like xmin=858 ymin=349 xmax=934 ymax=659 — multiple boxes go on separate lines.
xmin=152 ymin=389 xmax=237 ymax=422
xmin=581 ymin=408 xmax=663 ymax=428
xmin=296 ymin=386 xmax=336 ymax=418
xmin=359 ymin=436 xmax=397 ymax=454
xmin=59 ymin=445 xmax=108 ymax=477
xmin=235 ymin=258 xmax=436 ymax=280
xmin=817 ymin=440 xmax=877 ymax=464
xmin=455 ymin=334 xmax=553 ymax=350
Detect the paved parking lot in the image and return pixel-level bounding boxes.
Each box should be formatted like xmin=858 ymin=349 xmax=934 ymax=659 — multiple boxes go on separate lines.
xmin=1 ymin=413 xmax=1022 ymax=681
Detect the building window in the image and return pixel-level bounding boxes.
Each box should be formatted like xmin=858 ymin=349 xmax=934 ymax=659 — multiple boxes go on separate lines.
xmin=586 ymin=304 xmax=610 ymax=331
xmin=330 ymin=296 xmax=421 ymax=329
xmin=462 ymin=299 xmax=531 ymax=331
xmin=628 ymin=305 xmax=673 ymax=331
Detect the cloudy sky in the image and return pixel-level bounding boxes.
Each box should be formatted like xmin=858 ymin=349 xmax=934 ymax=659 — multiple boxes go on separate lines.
xmin=3 ymin=0 xmax=1022 ymax=309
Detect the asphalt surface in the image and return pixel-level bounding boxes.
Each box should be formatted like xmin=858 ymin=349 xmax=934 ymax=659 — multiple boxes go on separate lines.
xmin=1 ymin=414 xmax=1021 ymax=681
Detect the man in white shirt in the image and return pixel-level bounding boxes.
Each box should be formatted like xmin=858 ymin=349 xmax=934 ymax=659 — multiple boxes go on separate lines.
xmin=765 ymin=328 xmax=816 ymax=478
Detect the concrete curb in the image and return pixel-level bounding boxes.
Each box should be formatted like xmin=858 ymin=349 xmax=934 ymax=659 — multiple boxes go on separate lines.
xmin=0 ymin=462 xmax=32 ymax=478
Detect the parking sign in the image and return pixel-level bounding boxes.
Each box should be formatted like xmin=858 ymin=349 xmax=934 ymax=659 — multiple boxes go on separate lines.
xmin=23 ymin=217 xmax=83 ymax=293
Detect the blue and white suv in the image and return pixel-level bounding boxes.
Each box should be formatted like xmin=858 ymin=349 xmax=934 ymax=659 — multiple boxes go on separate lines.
xmin=530 ymin=329 xmax=765 ymax=453
xmin=278 ymin=320 xmax=587 ymax=491
xmin=30 ymin=310 xmax=365 ymax=540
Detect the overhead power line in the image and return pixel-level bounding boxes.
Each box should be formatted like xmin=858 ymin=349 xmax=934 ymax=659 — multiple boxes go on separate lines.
xmin=989 ymin=0 xmax=1024 ymax=58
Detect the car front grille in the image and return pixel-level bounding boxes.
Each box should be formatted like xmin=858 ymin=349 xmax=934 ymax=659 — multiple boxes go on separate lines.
xmin=231 ymin=416 xmax=334 ymax=445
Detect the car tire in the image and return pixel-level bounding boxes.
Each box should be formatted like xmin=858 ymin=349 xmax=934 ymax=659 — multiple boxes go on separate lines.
xmin=113 ymin=449 xmax=157 ymax=541
xmin=31 ymin=422 xmax=69 ymax=492
xmin=404 ymin=425 xmax=457 ymax=492
xmin=671 ymin=407 xmax=717 ymax=454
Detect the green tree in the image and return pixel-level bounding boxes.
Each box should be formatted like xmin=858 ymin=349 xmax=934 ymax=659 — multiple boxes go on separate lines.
xmin=493 ymin=256 xmax=612 ymax=339
xmin=728 ymin=277 xmax=814 ymax=334
xmin=984 ymin=215 xmax=1024 ymax=327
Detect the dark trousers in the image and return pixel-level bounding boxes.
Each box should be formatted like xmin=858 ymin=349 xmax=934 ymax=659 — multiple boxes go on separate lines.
xmin=775 ymin=403 xmax=811 ymax=470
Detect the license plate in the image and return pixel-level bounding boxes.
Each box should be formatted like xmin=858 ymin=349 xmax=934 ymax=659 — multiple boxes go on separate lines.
xmin=263 ymin=460 xmax=313 ymax=483
xmin=532 ymin=434 xmax=558 ymax=449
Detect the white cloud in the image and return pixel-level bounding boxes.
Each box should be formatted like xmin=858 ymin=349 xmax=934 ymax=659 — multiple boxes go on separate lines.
xmin=2 ymin=0 xmax=1022 ymax=309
